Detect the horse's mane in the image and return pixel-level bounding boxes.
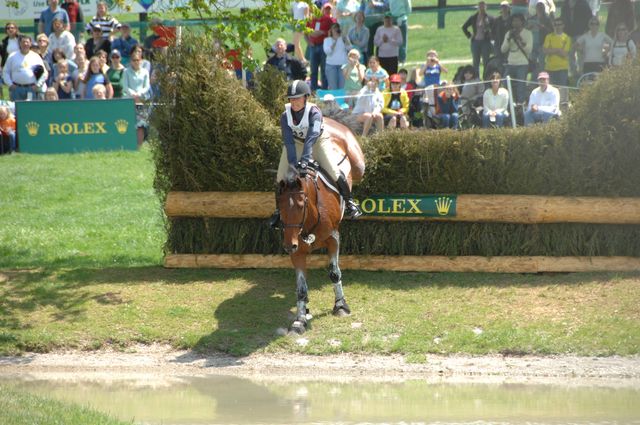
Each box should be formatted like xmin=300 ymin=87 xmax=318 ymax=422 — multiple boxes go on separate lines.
xmin=317 ymin=100 xmax=363 ymax=135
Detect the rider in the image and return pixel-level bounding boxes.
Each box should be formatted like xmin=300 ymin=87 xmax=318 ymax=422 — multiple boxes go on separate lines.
xmin=269 ymin=80 xmax=363 ymax=228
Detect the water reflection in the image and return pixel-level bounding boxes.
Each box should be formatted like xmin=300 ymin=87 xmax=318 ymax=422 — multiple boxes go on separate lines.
xmin=1 ymin=374 xmax=639 ymax=425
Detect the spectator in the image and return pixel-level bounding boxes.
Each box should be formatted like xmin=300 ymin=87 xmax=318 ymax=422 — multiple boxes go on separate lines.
xmin=130 ymin=45 xmax=152 ymax=75
xmin=85 ymin=24 xmax=110 ymax=59
xmin=352 ymin=76 xmax=384 ymax=136
xmin=83 ymin=56 xmax=113 ymax=99
xmin=373 ymin=12 xmax=402 ymax=74
xmin=364 ymin=55 xmax=389 ymax=90
xmin=336 ymin=0 xmax=361 ymax=36
xmin=529 ymin=0 xmax=556 ymax=17
xmin=493 ymin=1 xmax=512 ymax=66
xmin=61 ymin=0 xmax=84 ymax=40
xmin=524 ymin=71 xmax=560 ymax=125
xmin=398 ymin=67 xmax=414 ymax=98
xmin=0 ymin=106 xmax=16 ymax=153
xmin=307 ymin=3 xmax=336 ymax=90
xmin=53 ymin=58 xmax=74 ymax=99
xmin=543 ymin=17 xmax=571 ymax=87
xmin=389 ymin=0 xmax=411 ymax=64
xmin=123 ymin=54 xmax=152 ymax=147
xmin=462 ymin=1 xmax=495 ymax=77
xmin=418 ymin=49 xmax=447 ymax=88
xmin=111 ymin=23 xmax=138 ymax=66
xmin=73 ymin=44 xmax=88 ymax=98
xmin=324 ymin=23 xmax=351 ymax=89
xmin=44 ymin=86 xmax=59 ymax=100
xmin=34 ymin=34 xmax=52 ymax=99
xmin=342 ymin=48 xmax=366 ymax=106
xmin=48 ymin=18 xmax=76 ymax=61
xmin=382 ymin=73 xmax=409 ymax=128
xmin=501 ymin=13 xmax=532 ymax=104
xmin=39 ymin=0 xmax=70 ymax=37
xmin=291 ymin=0 xmax=310 ymax=63
xmin=609 ymin=23 xmax=637 ymax=66
xmin=560 ymin=0 xmax=591 ymax=77
xmin=87 ymin=1 xmax=120 ymax=39
xmin=457 ymin=65 xmax=484 ymax=112
xmin=482 ymin=72 xmax=509 ymax=127
xmin=266 ymin=38 xmax=308 ymax=81
xmin=605 ymin=0 xmax=636 ymax=39
xmin=436 ymin=81 xmax=460 ymax=129
xmin=50 ymin=48 xmax=78 ymax=80
xmin=0 ymin=22 xmax=20 ymax=69
xmin=527 ymin=1 xmax=553 ymax=76
xmin=575 ymin=17 xmax=613 ymax=73
xmin=92 ymin=83 xmax=107 ymax=99
xmin=348 ymin=11 xmax=370 ymax=64
xmin=107 ymin=49 xmax=125 ymax=98
xmin=96 ymin=49 xmax=110 ymax=73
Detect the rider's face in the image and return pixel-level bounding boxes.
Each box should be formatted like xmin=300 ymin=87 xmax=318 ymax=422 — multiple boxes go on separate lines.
xmin=289 ymin=96 xmax=305 ymax=111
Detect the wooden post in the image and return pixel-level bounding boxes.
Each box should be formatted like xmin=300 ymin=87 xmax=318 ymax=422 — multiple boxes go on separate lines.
xmin=164 ymin=192 xmax=640 ymax=225
xmin=164 ymin=254 xmax=640 ymax=273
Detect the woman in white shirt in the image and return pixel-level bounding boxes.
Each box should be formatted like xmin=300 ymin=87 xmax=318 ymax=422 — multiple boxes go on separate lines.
xmin=576 ymin=17 xmax=613 ymax=73
xmin=352 ymin=77 xmax=384 ymax=136
xmin=482 ymin=72 xmax=510 ymax=128
xmin=323 ymin=23 xmax=351 ymax=90
xmin=609 ymin=23 xmax=637 ymax=67
xmin=291 ymin=1 xmax=309 ymax=63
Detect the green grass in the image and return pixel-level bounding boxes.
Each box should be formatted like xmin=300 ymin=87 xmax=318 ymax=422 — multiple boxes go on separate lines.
xmin=1 ymin=150 xmax=639 ymax=357
xmin=0 ymin=385 xmax=132 ymax=425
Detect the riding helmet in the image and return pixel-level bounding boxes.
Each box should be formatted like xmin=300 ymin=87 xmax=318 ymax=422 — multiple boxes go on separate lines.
xmin=287 ymin=80 xmax=311 ymax=99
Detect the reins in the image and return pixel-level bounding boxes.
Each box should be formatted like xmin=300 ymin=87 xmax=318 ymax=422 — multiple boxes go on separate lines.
xmin=280 ymin=172 xmax=322 ymax=243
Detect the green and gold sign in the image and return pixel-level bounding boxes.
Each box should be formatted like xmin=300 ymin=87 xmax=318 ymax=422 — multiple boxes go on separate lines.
xmin=356 ymin=195 xmax=457 ymax=217
xmin=17 ymin=99 xmax=137 ymax=154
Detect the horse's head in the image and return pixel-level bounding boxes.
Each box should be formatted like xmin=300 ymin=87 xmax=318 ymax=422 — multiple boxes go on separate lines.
xmin=278 ymin=167 xmax=312 ymax=254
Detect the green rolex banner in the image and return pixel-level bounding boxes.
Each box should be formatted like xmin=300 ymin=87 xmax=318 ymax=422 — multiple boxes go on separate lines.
xmin=16 ymin=98 xmax=138 ymax=154
xmin=357 ymin=195 xmax=457 ymax=217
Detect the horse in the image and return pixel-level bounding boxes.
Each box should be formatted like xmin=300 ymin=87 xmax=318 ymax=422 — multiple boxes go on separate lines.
xmin=277 ymin=117 xmax=365 ymax=334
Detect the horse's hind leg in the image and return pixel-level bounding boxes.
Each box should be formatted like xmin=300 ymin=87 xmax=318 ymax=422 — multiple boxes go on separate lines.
xmin=290 ymin=252 xmax=310 ymax=334
xmin=327 ymin=230 xmax=351 ymax=316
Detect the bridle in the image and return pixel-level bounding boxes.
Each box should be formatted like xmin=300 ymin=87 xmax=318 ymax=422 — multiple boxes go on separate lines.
xmin=280 ymin=173 xmax=321 ymax=243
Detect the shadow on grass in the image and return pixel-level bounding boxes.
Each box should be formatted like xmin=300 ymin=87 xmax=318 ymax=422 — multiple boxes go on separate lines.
xmin=1 ymin=265 xmax=638 ymax=357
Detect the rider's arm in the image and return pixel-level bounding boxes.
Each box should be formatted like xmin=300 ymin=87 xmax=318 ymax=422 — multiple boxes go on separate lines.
xmin=300 ymin=106 xmax=323 ymax=164
xmin=280 ymin=112 xmax=298 ymax=165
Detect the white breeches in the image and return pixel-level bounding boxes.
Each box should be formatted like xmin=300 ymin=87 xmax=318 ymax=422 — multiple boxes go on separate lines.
xmin=276 ymin=134 xmax=345 ymax=183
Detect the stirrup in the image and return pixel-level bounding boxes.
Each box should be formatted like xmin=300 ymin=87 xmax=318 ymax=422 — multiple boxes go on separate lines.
xmin=345 ymin=201 xmax=363 ymax=219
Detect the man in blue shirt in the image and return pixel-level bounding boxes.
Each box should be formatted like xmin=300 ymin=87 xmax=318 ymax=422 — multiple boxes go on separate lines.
xmin=38 ymin=0 xmax=70 ymax=36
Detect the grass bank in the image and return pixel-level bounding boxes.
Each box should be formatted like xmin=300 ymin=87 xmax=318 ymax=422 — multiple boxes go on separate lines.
xmin=0 ymin=385 xmax=132 ymax=425
xmin=1 ymin=150 xmax=639 ymax=358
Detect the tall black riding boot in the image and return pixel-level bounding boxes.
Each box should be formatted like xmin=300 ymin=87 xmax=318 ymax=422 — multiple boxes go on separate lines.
xmin=336 ymin=175 xmax=363 ymax=219
xmin=269 ymin=190 xmax=281 ymax=229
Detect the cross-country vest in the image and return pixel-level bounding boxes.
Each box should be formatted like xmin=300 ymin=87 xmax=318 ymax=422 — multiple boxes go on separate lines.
xmin=285 ymin=102 xmax=323 ymax=141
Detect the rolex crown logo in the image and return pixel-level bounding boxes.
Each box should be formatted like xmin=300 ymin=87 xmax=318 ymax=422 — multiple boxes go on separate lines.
xmin=115 ymin=119 xmax=128 ymax=134
xmin=26 ymin=121 xmax=39 ymax=137
xmin=435 ymin=196 xmax=453 ymax=216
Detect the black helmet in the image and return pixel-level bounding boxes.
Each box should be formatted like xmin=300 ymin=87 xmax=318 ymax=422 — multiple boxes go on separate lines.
xmin=286 ymin=80 xmax=311 ymax=99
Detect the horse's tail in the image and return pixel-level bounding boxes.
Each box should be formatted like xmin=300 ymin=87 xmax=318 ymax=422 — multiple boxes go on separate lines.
xmin=324 ymin=117 xmax=366 ymax=183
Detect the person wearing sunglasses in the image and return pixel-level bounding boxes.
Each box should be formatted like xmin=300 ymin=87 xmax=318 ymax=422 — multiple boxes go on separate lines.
xmin=575 ymin=17 xmax=613 ymax=74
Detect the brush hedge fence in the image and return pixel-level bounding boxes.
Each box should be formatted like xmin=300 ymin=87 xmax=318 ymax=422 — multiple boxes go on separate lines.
xmin=151 ymin=37 xmax=640 ymax=260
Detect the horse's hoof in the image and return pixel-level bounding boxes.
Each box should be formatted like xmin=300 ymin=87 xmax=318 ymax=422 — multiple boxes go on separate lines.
xmin=332 ymin=298 xmax=351 ymax=317
xmin=290 ymin=320 xmax=307 ymax=334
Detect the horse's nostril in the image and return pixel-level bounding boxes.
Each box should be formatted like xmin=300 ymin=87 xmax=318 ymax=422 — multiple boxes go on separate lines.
xmin=291 ymin=244 xmax=298 ymax=252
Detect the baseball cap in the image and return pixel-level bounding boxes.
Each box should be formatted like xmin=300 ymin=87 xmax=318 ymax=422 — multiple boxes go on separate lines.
xmin=537 ymin=71 xmax=550 ymax=80
xmin=389 ymin=73 xmax=402 ymax=83
xmin=110 ymin=49 xmax=121 ymax=58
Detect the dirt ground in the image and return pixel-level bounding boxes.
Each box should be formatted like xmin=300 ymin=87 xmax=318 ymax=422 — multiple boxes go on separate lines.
xmin=1 ymin=344 xmax=639 ymax=387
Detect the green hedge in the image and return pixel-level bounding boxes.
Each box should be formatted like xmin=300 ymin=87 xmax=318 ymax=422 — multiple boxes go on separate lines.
xmin=151 ymin=37 xmax=640 ymax=257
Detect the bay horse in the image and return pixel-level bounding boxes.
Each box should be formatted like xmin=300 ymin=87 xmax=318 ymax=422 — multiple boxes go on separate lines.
xmin=278 ymin=117 xmax=365 ymax=334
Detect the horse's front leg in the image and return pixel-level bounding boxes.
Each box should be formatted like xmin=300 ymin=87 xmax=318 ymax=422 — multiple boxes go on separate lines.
xmin=327 ymin=230 xmax=351 ymax=316
xmin=290 ymin=251 xmax=310 ymax=334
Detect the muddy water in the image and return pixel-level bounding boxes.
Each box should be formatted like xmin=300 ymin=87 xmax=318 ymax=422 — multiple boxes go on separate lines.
xmin=1 ymin=374 xmax=640 ymax=425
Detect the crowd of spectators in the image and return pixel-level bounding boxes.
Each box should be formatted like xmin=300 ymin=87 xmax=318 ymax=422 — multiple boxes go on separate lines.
xmin=262 ymin=0 xmax=638 ymax=135
xmin=0 ymin=0 xmax=167 ymax=152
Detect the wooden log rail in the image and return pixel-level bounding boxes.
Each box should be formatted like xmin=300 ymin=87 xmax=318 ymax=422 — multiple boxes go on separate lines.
xmin=163 ymin=192 xmax=640 ymax=272
xmin=165 ymin=192 xmax=640 ymax=224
